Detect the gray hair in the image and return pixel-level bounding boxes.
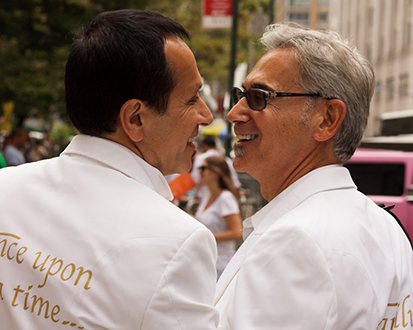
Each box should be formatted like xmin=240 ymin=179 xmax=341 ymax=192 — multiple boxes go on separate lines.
xmin=260 ymin=22 xmax=375 ymax=163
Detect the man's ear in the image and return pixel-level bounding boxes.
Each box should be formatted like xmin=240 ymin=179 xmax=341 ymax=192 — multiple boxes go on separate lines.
xmin=313 ymin=99 xmax=346 ymax=142
xmin=119 ymin=99 xmax=144 ymax=142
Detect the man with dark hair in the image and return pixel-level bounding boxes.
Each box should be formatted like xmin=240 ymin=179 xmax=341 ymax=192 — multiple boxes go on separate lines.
xmin=0 ymin=10 xmax=218 ymax=330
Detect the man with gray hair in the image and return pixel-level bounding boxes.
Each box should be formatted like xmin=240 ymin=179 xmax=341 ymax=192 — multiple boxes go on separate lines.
xmin=215 ymin=22 xmax=413 ymax=329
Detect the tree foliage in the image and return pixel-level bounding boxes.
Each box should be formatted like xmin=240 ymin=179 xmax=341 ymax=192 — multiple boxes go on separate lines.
xmin=147 ymin=0 xmax=269 ymax=93
xmin=0 ymin=0 xmax=155 ymax=127
xmin=0 ymin=0 xmax=268 ymax=128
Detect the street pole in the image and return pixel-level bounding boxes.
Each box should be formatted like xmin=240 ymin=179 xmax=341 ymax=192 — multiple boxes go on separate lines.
xmin=225 ymin=0 xmax=238 ymax=157
xmin=269 ymin=0 xmax=275 ymax=24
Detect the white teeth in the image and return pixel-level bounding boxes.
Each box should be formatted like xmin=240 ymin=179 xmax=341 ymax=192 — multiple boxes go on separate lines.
xmin=238 ymin=135 xmax=257 ymax=141
xmin=188 ymin=138 xmax=195 ymax=143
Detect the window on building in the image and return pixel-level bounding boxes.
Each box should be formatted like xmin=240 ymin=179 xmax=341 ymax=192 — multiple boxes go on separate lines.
xmin=288 ymin=0 xmax=311 ymax=7
xmin=386 ymin=77 xmax=395 ymax=100
xmin=344 ymin=163 xmax=405 ymax=196
xmin=404 ymin=0 xmax=413 ymax=46
xmin=368 ymin=7 xmax=374 ymax=28
xmin=367 ymin=7 xmax=374 ymax=61
xmin=399 ymin=74 xmax=409 ymax=97
xmin=318 ymin=0 xmax=329 ymax=7
xmin=378 ymin=36 xmax=384 ymax=60
xmin=390 ymin=0 xmax=398 ymax=53
xmin=318 ymin=13 xmax=328 ymax=25
xmin=288 ymin=13 xmax=309 ymax=26
xmin=375 ymin=81 xmax=382 ymax=103
xmin=366 ymin=44 xmax=372 ymax=62
xmin=378 ymin=0 xmax=385 ymax=59
xmin=407 ymin=23 xmax=412 ymax=46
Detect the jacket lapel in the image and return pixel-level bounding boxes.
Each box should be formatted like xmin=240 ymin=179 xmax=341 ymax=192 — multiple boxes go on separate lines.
xmin=215 ymin=232 xmax=261 ymax=304
xmin=215 ymin=165 xmax=356 ymax=304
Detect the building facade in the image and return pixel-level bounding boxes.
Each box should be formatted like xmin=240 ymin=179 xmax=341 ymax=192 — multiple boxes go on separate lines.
xmin=274 ymin=0 xmax=330 ymax=30
xmin=329 ymin=0 xmax=413 ymax=136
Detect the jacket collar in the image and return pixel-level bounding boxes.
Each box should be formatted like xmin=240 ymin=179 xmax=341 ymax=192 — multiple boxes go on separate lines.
xmin=215 ymin=165 xmax=356 ymax=304
xmin=252 ymin=164 xmax=356 ymax=234
xmin=61 ymin=135 xmax=173 ymax=200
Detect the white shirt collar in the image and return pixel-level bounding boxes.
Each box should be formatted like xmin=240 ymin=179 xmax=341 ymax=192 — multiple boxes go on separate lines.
xmin=251 ymin=165 xmax=356 ymax=234
xmin=62 ymin=135 xmax=174 ymax=200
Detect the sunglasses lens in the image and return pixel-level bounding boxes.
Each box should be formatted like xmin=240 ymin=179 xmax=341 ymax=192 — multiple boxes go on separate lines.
xmin=231 ymin=87 xmax=267 ymax=110
xmin=246 ymin=89 xmax=265 ymax=110
xmin=231 ymin=87 xmax=243 ymax=105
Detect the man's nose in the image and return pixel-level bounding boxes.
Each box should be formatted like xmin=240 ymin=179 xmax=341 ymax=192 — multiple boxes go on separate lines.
xmin=199 ymin=99 xmax=213 ymax=126
xmin=227 ymin=100 xmax=249 ymax=124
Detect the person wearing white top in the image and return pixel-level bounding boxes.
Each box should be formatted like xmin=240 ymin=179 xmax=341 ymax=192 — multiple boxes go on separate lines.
xmin=0 ymin=10 xmax=219 ymax=330
xmin=191 ymin=135 xmax=241 ymax=190
xmin=195 ymin=156 xmax=242 ymax=277
xmin=215 ymin=22 xmax=413 ymax=330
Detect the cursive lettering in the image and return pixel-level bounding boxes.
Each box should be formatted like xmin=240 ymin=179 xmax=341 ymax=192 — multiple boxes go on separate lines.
xmin=33 ymin=252 xmax=92 ymax=290
xmin=0 ymin=233 xmax=27 ymax=264
xmin=379 ymin=295 xmax=413 ymax=329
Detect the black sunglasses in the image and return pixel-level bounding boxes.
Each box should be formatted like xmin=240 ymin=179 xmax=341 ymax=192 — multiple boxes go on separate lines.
xmin=231 ymin=87 xmax=321 ymax=111
xmin=198 ymin=165 xmax=209 ymax=172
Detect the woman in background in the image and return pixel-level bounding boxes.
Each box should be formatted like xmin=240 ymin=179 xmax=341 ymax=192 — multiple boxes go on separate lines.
xmin=195 ymin=156 xmax=243 ymax=278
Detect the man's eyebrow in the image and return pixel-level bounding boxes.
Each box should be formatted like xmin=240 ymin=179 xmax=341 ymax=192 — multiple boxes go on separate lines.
xmin=250 ymin=82 xmax=273 ymax=91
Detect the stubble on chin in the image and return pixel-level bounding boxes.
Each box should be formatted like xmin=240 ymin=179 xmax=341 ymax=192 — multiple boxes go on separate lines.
xmin=234 ymin=145 xmax=244 ymax=157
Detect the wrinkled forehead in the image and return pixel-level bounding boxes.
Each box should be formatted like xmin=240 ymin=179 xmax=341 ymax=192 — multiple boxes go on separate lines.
xmin=244 ymin=48 xmax=301 ymax=91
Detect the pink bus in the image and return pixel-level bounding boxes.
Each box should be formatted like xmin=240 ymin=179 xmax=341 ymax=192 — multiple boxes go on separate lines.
xmin=344 ymin=148 xmax=413 ymax=238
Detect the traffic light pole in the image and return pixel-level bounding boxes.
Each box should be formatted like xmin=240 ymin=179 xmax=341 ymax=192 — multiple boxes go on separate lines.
xmin=225 ymin=0 xmax=238 ymax=157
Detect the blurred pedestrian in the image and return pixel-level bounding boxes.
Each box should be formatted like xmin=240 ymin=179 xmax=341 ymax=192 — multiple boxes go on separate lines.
xmin=192 ymin=135 xmax=241 ymax=190
xmin=0 ymin=9 xmax=218 ymax=330
xmin=4 ymin=127 xmax=28 ymax=166
xmin=195 ymin=156 xmax=242 ymax=278
xmin=25 ymin=136 xmax=50 ymax=162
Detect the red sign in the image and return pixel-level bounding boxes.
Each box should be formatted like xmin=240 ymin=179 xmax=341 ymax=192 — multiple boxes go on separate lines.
xmin=202 ymin=0 xmax=233 ymax=29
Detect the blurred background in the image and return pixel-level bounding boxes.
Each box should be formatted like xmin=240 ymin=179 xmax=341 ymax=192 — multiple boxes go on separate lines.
xmin=2 ymin=0 xmax=413 ymax=214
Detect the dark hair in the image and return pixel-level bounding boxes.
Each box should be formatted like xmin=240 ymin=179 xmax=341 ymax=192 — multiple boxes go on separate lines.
xmin=202 ymin=135 xmax=216 ymax=148
xmin=205 ymin=156 xmax=241 ymax=212
xmin=8 ymin=127 xmax=27 ymax=139
xmin=65 ymin=9 xmax=190 ymax=136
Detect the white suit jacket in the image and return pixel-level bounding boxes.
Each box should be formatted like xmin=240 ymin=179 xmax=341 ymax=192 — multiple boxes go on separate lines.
xmin=0 ymin=135 xmax=219 ymax=330
xmin=215 ymin=165 xmax=413 ymax=330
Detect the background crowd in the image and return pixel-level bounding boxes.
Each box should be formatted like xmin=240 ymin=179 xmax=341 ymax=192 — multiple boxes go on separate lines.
xmin=0 ymin=127 xmax=55 ymax=167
